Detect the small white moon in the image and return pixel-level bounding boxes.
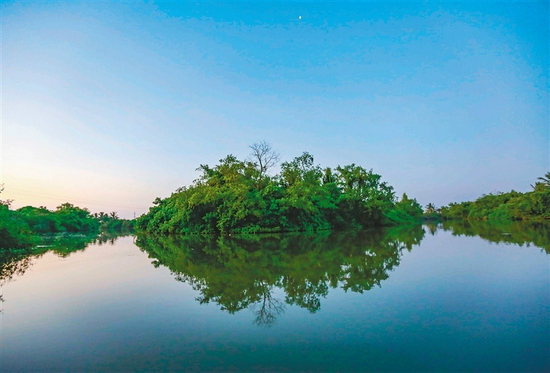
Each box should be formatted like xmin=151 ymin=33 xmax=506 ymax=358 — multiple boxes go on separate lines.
xmin=298 ymin=16 xmax=302 ymax=20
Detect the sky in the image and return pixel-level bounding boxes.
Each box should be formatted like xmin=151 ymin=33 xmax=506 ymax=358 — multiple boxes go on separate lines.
xmin=1 ymin=1 xmax=548 ymax=219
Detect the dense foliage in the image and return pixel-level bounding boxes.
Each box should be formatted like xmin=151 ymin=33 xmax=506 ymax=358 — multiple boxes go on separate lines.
xmin=438 ymin=173 xmax=550 ymax=221
xmin=0 ymin=187 xmax=135 ymax=249
xmin=137 ymin=150 xmax=423 ymax=235
xmin=0 ymin=202 xmax=34 ymax=249
xmin=17 ymin=203 xmax=100 ymax=234
xmin=92 ymin=211 xmax=135 ymax=233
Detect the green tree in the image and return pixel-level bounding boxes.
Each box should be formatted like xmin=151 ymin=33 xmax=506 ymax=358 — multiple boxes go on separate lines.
xmin=280 ymin=152 xmax=322 ymax=187
xmin=0 ymin=186 xmax=33 ymax=249
xmin=335 ymin=164 xmax=395 ymax=227
xmin=137 ymin=148 xmax=411 ymax=234
xmin=384 ymin=193 xmax=423 ymax=223
xmin=537 ymin=172 xmax=550 ymax=185
xmin=425 ymin=203 xmax=436 ymax=214
xmin=54 ymin=203 xmax=99 ymax=232
xmin=439 ymin=173 xmax=550 ymax=221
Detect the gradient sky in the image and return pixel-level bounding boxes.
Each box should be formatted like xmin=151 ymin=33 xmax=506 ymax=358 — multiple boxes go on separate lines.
xmin=2 ymin=1 xmax=548 ymax=218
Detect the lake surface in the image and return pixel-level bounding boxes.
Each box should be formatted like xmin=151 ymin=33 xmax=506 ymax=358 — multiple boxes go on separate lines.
xmin=2 ymin=223 xmax=549 ymax=372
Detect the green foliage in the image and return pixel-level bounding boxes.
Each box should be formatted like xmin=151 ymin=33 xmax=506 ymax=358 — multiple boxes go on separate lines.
xmin=0 ymin=186 xmax=34 ymax=249
xmin=93 ymin=211 xmax=135 ymax=233
xmin=0 ymin=204 xmax=34 ymax=249
xmin=17 ymin=204 xmax=135 ymax=235
xmin=1 ymin=184 xmax=134 ymax=248
xmin=385 ymin=193 xmax=423 ymax=224
xmin=16 ymin=206 xmax=61 ymax=233
xmin=15 ymin=203 xmax=100 ymax=233
xmin=137 ymin=150 xmax=417 ymax=235
xmin=53 ymin=203 xmax=100 ymax=232
xmin=422 ymin=202 xmax=441 ymax=221
xmin=438 ymin=173 xmax=550 ymax=222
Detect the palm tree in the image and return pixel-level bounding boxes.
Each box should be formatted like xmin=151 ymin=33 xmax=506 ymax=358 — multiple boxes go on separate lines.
xmin=532 ymin=172 xmax=550 ymax=191
xmin=425 ymin=203 xmax=436 ymax=214
xmin=537 ymin=172 xmax=550 ymax=185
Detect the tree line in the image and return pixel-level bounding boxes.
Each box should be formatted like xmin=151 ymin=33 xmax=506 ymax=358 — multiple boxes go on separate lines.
xmin=2 ymin=141 xmax=547 ymax=248
xmin=137 ymin=142 xmax=423 ymax=235
xmin=424 ymin=172 xmax=550 ymax=222
xmin=0 ymin=188 xmax=134 ymax=249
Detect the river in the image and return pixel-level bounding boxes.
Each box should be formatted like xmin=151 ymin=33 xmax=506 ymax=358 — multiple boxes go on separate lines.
xmin=1 ymin=222 xmax=548 ymax=372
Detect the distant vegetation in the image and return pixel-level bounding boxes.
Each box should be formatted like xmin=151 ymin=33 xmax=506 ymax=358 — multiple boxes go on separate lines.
xmin=2 ymin=142 xmax=547 ymax=249
xmin=427 ymin=172 xmax=550 ymax=222
xmin=137 ymin=142 xmax=423 ymax=235
xmin=0 ymin=186 xmax=134 ymax=249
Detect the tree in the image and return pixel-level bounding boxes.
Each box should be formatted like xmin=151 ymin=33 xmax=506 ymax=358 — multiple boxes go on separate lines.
xmin=537 ymin=172 xmax=550 ymax=185
xmin=425 ymin=203 xmax=436 ymax=214
xmin=249 ymin=141 xmax=280 ymax=188
xmin=251 ymin=286 xmax=286 ymax=327
xmin=322 ymin=167 xmax=335 ymax=184
xmin=532 ymin=172 xmax=550 ymax=191
xmin=334 ymin=165 xmax=396 ymax=226
xmin=54 ymin=203 xmax=99 ymax=232
xmin=138 ymin=148 xmax=408 ymax=234
xmin=0 ymin=186 xmax=33 ymax=248
xmin=280 ymin=152 xmax=321 ymax=187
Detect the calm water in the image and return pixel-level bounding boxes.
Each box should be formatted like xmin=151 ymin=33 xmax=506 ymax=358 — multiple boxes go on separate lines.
xmin=2 ymin=223 xmax=549 ymax=372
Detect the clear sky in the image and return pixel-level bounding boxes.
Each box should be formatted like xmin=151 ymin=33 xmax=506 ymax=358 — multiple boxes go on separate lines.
xmin=2 ymin=1 xmax=548 ymax=218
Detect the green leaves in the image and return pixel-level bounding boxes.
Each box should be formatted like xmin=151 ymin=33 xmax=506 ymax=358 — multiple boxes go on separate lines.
xmin=439 ymin=173 xmax=550 ymax=222
xmin=138 ymin=149 xmax=409 ymax=234
xmin=385 ymin=193 xmax=423 ymax=224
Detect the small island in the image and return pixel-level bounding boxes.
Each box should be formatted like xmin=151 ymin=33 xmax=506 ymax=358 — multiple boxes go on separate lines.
xmin=136 ymin=142 xmax=424 ymax=235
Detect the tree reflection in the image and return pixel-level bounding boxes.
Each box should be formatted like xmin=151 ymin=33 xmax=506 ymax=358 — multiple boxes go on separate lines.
xmin=0 ymin=233 xmax=129 ymax=311
xmin=0 ymin=250 xmax=38 ymax=285
xmin=441 ymin=220 xmax=550 ymax=254
xmin=284 ymin=277 xmax=327 ymax=313
xmin=136 ymin=225 xmax=426 ymax=324
xmin=251 ymin=287 xmax=286 ymax=327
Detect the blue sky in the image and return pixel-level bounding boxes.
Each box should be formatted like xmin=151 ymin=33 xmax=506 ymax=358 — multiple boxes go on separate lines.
xmin=2 ymin=1 xmax=548 ymax=218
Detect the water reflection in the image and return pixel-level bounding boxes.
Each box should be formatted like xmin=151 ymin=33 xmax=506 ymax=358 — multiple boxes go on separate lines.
xmin=0 ymin=232 xmax=129 ymax=284
xmin=435 ymin=220 xmax=550 ymax=253
xmin=2 ymin=221 xmax=548 ymax=321
xmin=2 ymin=223 xmax=547 ymax=372
xmin=136 ymin=225 xmax=425 ymax=325
xmin=0 ymin=233 xmax=132 ymax=313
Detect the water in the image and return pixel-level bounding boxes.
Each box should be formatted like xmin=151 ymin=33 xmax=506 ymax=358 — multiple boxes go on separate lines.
xmin=1 ymin=223 xmax=549 ymax=372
